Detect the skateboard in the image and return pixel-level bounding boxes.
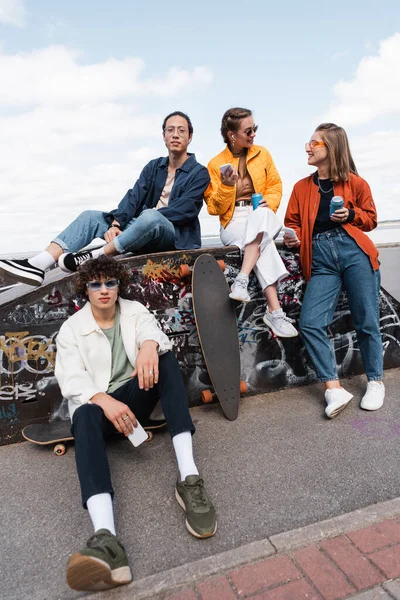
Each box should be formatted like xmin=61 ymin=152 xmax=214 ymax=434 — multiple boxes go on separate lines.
xmin=190 ymin=254 xmax=246 ymax=421
xmin=22 ymin=419 xmax=167 ymax=456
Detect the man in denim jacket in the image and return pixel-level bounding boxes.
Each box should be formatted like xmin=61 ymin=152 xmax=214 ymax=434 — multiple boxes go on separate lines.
xmin=0 ymin=111 xmax=209 ymax=287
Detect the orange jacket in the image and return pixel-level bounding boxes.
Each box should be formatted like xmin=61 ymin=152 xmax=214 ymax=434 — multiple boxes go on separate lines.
xmin=204 ymin=144 xmax=282 ymax=227
xmin=284 ymin=172 xmax=379 ymax=282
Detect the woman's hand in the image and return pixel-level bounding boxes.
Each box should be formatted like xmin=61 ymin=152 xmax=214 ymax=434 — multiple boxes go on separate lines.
xmin=283 ymin=233 xmax=301 ymax=248
xmin=91 ymin=393 xmax=137 ymax=436
xmin=132 ymin=340 xmax=159 ymax=391
xmin=259 ymin=198 xmax=268 ymax=208
xmin=220 ymin=166 xmax=238 ymax=187
xmin=330 ymin=208 xmax=349 ymax=223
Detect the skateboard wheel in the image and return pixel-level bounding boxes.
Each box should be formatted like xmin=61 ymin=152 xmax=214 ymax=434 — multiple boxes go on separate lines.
xmin=217 ymin=260 xmax=226 ymax=272
xmin=179 ymin=264 xmax=191 ymax=278
xmin=201 ymin=389 xmax=213 ymax=404
xmin=54 ymin=444 xmax=66 ymax=456
xmin=240 ymin=380 xmax=247 ymax=395
xmin=145 ymin=431 xmax=153 ymax=443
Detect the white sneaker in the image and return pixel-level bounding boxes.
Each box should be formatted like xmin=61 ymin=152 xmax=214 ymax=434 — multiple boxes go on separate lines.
xmin=263 ymin=309 xmax=298 ymax=338
xmin=229 ymin=276 xmax=250 ymax=303
xmin=360 ymin=381 xmax=385 ymax=411
xmin=324 ymin=387 xmax=353 ymax=419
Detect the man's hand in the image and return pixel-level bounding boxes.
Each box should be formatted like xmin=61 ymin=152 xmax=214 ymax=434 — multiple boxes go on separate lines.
xmin=284 ymin=233 xmax=301 ymax=248
xmin=132 ymin=340 xmax=159 ymax=391
xmin=90 ymin=392 xmax=137 ymax=436
xmin=221 ymin=167 xmax=238 ymax=187
xmin=104 ymin=225 xmax=121 ymax=243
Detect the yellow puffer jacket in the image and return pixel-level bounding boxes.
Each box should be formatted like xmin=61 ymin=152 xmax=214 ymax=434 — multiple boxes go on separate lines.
xmin=205 ymin=144 xmax=282 ymax=228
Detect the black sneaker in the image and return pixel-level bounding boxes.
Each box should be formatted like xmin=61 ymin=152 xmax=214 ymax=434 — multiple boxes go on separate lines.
xmin=58 ymin=250 xmax=94 ymax=273
xmin=0 ymin=258 xmax=44 ymax=286
xmin=66 ymin=529 xmax=132 ymax=591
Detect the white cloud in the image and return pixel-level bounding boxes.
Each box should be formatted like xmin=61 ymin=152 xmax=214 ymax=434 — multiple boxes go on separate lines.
xmin=0 ymin=45 xmax=213 ymax=254
xmin=322 ymin=32 xmax=400 ymax=126
xmin=0 ymin=0 xmax=25 ymax=27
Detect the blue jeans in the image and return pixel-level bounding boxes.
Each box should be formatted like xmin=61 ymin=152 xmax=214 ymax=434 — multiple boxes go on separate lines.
xmin=53 ymin=208 xmax=176 ymax=254
xmin=299 ymin=228 xmax=382 ymax=382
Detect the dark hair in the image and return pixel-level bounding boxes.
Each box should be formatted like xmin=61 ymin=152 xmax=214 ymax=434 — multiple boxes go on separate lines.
xmin=220 ymin=107 xmax=252 ymax=145
xmin=162 ymin=111 xmax=193 ymax=135
xmin=74 ymin=256 xmax=131 ymax=298
xmin=315 ymin=123 xmax=358 ymax=182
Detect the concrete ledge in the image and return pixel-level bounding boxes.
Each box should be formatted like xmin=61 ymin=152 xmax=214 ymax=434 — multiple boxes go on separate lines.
xmin=91 ymin=538 xmax=275 ymax=599
xmin=270 ymin=496 xmax=400 ymax=552
xmin=90 ymin=497 xmax=400 ymax=600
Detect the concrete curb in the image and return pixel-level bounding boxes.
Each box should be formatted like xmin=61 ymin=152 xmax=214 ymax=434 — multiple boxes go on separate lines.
xmin=90 ymin=497 xmax=400 ymax=600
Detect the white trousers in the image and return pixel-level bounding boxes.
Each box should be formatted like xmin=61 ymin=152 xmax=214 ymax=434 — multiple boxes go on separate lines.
xmin=220 ymin=206 xmax=288 ymax=290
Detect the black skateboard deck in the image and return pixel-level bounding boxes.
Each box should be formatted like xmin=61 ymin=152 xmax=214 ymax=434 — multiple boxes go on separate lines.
xmin=22 ymin=419 xmax=167 ymax=455
xmin=192 ymin=254 xmax=241 ymax=420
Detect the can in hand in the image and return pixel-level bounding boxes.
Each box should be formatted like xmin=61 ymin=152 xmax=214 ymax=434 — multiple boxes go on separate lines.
xmin=251 ymin=193 xmax=263 ymax=210
xmin=329 ymin=196 xmax=344 ymax=216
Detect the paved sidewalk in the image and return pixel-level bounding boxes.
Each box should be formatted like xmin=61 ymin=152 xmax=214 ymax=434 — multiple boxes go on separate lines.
xmin=89 ymin=499 xmax=400 ymax=600
xmin=160 ymin=517 xmax=400 ymax=599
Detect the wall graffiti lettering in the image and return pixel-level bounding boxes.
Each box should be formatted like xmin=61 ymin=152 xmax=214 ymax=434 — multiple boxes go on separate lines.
xmin=0 ymin=382 xmax=39 ymax=403
xmin=0 ymin=331 xmax=57 ymax=375
xmin=0 ymin=403 xmax=18 ymax=422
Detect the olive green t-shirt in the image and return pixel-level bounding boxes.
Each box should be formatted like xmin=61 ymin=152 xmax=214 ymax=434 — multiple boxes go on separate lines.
xmin=101 ymin=306 xmax=133 ymax=393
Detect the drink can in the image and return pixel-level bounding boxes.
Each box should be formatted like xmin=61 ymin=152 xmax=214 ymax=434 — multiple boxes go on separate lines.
xmin=251 ymin=193 xmax=263 ymax=210
xmin=329 ymin=196 xmax=344 ymax=216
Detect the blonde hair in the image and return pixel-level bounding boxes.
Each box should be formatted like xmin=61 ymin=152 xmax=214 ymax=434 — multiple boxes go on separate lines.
xmin=315 ymin=123 xmax=358 ymax=182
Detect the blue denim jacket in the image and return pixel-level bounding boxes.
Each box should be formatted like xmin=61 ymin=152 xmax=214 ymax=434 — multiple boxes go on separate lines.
xmin=105 ymin=154 xmax=210 ymax=250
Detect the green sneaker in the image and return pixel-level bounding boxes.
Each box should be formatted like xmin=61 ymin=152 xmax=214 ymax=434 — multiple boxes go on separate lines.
xmin=175 ymin=475 xmax=217 ymax=539
xmin=66 ymin=529 xmax=132 ymax=591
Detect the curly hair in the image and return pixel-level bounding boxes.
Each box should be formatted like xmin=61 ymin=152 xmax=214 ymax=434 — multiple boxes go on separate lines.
xmin=220 ymin=107 xmax=252 ymax=145
xmin=74 ymin=256 xmax=131 ymax=298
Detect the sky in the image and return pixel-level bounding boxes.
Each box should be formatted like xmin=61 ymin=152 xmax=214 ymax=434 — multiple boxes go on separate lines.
xmin=1 ymin=0 xmax=400 ymax=254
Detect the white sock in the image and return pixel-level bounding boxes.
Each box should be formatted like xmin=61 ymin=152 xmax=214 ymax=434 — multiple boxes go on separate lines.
xmin=87 ymin=493 xmax=116 ymax=535
xmin=90 ymin=247 xmax=106 ymax=259
xmin=29 ymin=251 xmax=56 ymax=271
xmin=172 ymin=431 xmax=199 ymax=481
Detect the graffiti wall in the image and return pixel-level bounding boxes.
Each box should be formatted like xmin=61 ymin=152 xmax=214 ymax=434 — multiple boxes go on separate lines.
xmin=1 ymin=245 xmax=400 ymax=445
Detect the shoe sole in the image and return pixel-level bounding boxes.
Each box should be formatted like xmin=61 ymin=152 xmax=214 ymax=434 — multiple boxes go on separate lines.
xmin=229 ymin=292 xmax=250 ymax=303
xmin=0 ymin=263 xmax=43 ymax=287
xmin=57 ymin=254 xmax=76 ymax=274
xmin=263 ymin=317 xmax=299 ymax=338
xmin=67 ymin=554 xmax=132 ymax=591
xmin=325 ymin=397 xmax=353 ymax=419
xmin=175 ymin=488 xmax=217 ymax=539
xmin=360 ymin=401 xmax=384 ymax=411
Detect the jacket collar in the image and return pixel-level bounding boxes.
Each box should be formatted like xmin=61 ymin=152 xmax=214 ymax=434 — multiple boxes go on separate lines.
xmin=75 ymin=298 xmax=135 ymax=336
xmin=159 ymin=153 xmax=196 ymax=172
xmin=222 ymin=144 xmax=261 ymax=162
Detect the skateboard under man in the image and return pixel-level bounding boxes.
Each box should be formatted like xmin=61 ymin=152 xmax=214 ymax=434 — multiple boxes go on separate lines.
xmin=22 ymin=419 xmax=167 ymax=456
xmin=180 ymin=254 xmax=246 ymax=421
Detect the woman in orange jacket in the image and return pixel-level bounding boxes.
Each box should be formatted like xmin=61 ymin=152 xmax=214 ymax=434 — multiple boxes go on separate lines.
xmin=205 ymin=107 xmax=297 ymax=338
xmin=284 ymin=123 xmax=384 ymax=418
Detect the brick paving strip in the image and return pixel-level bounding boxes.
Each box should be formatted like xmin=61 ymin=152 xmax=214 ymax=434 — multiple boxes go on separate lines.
xmin=91 ymin=498 xmax=400 ymax=600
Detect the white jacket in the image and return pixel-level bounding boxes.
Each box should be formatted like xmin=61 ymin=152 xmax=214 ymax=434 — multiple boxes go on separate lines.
xmin=55 ymin=298 xmax=172 ymax=419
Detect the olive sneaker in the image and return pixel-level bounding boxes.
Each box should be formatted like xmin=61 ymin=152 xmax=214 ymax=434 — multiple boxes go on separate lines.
xmin=175 ymin=475 xmax=217 ymax=539
xmin=66 ymin=529 xmax=132 ymax=591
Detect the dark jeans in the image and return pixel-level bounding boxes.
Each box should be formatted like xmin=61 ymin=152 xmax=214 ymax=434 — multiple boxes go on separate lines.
xmin=71 ymin=351 xmax=194 ymax=507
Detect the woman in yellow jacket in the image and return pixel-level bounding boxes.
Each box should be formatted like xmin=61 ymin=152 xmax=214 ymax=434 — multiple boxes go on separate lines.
xmin=205 ymin=107 xmax=297 ymax=337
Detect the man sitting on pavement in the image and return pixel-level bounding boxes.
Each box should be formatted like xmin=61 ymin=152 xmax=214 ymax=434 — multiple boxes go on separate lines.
xmin=55 ymin=256 xmax=216 ymax=592
xmin=0 ymin=111 xmax=209 ymax=287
